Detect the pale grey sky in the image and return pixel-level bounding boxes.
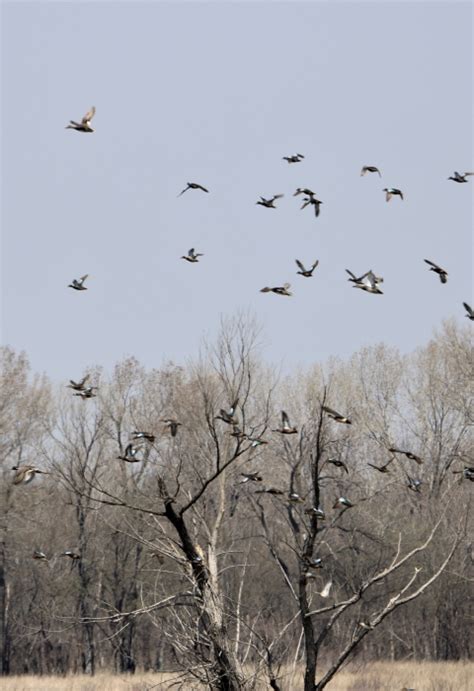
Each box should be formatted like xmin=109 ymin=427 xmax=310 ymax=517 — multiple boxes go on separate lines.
xmin=1 ymin=1 xmax=472 ymax=381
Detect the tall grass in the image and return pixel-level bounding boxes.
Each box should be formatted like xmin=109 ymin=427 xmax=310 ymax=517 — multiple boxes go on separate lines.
xmin=0 ymin=662 xmax=472 ymax=690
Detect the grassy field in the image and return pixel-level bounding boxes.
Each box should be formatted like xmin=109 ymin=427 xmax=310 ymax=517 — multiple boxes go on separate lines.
xmin=0 ymin=661 xmax=472 ymax=690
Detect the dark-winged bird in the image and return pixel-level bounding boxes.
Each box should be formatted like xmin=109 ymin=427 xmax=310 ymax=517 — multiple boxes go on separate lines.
xmin=296 ymin=259 xmax=319 ymax=277
xmin=283 ymin=153 xmax=304 ymax=163
xmin=178 ymin=182 xmax=209 ymax=196
xmin=383 ymin=187 xmax=404 ymax=201
xmin=361 ymin=165 xmax=381 ymax=177
xmin=256 ymin=194 xmax=284 ymax=208
xmin=424 ymin=259 xmax=448 ymax=284
xmin=448 ymin=171 xmax=473 ymax=183
xmin=390 ymin=447 xmax=423 ymax=464
xmin=463 ymin=302 xmax=474 ymax=321
xmin=67 ymin=375 xmax=89 ymax=391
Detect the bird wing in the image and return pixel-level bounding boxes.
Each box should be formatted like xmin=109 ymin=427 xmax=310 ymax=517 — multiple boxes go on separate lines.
xmin=178 ymin=185 xmax=189 ymax=196
xmin=311 ymin=260 xmax=319 ymax=271
xmin=197 ymin=184 xmax=209 ymax=192
xmin=82 ymin=107 xmax=95 ymax=123
xmin=463 ymin=302 xmax=474 ymax=316
xmin=283 ymin=283 xmax=291 ymax=291
xmin=295 ymin=260 xmax=306 ymax=272
xmin=345 ymin=269 xmax=358 ymax=282
xmin=281 ymin=410 xmax=290 ymax=427
xmin=424 ymin=259 xmax=441 ymax=271
xmin=79 ymin=274 xmax=88 ymax=283
xmin=323 ymin=406 xmax=338 ymax=417
xmin=272 ymin=194 xmax=284 ymax=202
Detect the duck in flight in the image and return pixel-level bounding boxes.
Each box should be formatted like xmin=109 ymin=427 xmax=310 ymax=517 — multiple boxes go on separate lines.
xmin=360 ymin=165 xmax=381 ymax=177
xmin=117 ymin=444 xmax=142 ymax=463
xmin=181 ymin=248 xmax=203 ymax=263
xmin=273 ymin=410 xmax=298 ymax=434
xmin=68 ymin=274 xmax=88 ymax=291
xmin=300 ymin=195 xmax=323 ymax=217
xmin=383 ymin=187 xmax=404 ymax=201
xmin=12 ymin=465 xmax=47 ymax=485
xmin=256 ymin=194 xmax=284 ymax=208
xmin=389 ymin=447 xmax=423 ymax=465
xmin=66 ymin=107 xmax=95 ymax=132
xmin=260 ymin=283 xmax=292 ymax=296
xmin=463 ymin=302 xmax=474 ymax=321
xmin=178 ymin=182 xmax=209 ymax=196
xmin=424 ymin=259 xmax=448 ymax=284
xmin=162 ymin=418 xmax=181 ymax=437
xmin=283 ymin=153 xmax=304 ymax=163
xmin=322 ymin=406 xmax=352 ymax=424
xmin=67 ymin=375 xmax=89 ymax=391
xmin=296 ymin=259 xmax=319 ymax=277
xmin=448 ymin=171 xmax=473 ymax=183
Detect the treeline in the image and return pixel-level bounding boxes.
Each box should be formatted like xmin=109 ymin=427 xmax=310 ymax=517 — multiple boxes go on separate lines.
xmin=0 ymin=318 xmax=472 ymax=688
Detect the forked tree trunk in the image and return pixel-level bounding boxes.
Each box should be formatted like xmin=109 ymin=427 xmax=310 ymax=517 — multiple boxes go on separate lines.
xmin=163 ymin=497 xmax=243 ymax=690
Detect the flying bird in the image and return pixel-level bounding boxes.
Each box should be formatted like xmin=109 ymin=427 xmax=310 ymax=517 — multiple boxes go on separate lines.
xmin=288 ymin=492 xmax=305 ymax=503
xmin=33 ymin=550 xmax=49 ymax=562
xmin=383 ymin=187 xmax=404 ymax=201
xmin=424 ymin=259 xmax=448 ymax=284
xmin=389 ymin=448 xmax=423 ymax=465
xmin=67 ymin=375 xmax=90 ymax=391
xmin=463 ymin=303 xmax=474 ymax=321
xmin=326 ymin=458 xmax=349 ymax=473
xmin=304 ymin=506 xmax=326 ymax=519
xmin=73 ymin=386 xmax=97 ymax=399
xmin=65 ymin=106 xmax=95 ymax=132
xmin=61 ymin=551 xmax=81 ymax=561
xmin=367 ymin=462 xmax=391 ymax=473
xmin=296 ymin=259 xmax=319 ymax=277
xmin=300 ymin=195 xmax=323 ymax=217
xmin=117 ymin=444 xmax=142 ymax=463
xmin=293 ymin=187 xmax=316 ymax=197
xmin=215 ymin=399 xmax=239 ymax=426
xmin=239 ymin=472 xmax=263 ymax=484
xmin=273 ymin=410 xmax=298 ymax=435
xmin=333 ymin=497 xmax=354 ymax=509
xmin=360 ymin=165 xmax=381 ymax=177
xmin=260 ymin=283 xmax=292 ymax=296
xmin=162 ymin=418 xmax=181 ymax=437
xmin=178 ymin=182 xmax=209 ymax=196
xmin=322 ymin=406 xmax=352 ymax=424
xmin=181 ymin=248 xmax=203 ymax=263
xmin=346 ymin=269 xmax=384 ymax=286
xmin=68 ymin=274 xmax=88 ymax=291
xmin=452 ymin=466 xmax=474 ymax=482
xmin=283 ymin=153 xmax=304 ymax=163
xmin=352 ymin=270 xmax=384 ymax=295
xmin=132 ymin=431 xmax=156 ymax=443
xmin=12 ymin=465 xmax=47 ymax=485
xmin=256 ymin=194 xmax=284 ymax=208
xmin=407 ymin=475 xmax=422 ymax=493
xmin=448 ymin=171 xmax=473 ymax=183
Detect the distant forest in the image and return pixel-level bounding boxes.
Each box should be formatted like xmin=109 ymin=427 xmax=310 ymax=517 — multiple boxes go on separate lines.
xmin=0 ymin=317 xmax=472 ymax=689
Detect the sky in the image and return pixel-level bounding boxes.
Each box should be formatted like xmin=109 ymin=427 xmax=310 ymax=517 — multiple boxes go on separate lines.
xmin=1 ymin=1 xmax=472 ymax=382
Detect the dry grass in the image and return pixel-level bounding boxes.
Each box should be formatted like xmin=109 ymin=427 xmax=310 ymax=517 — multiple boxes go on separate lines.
xmin=0 ymin=662 xmax=472 ymax=690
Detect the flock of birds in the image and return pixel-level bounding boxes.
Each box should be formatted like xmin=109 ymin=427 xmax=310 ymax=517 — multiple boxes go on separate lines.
xmin=12 ymin=106 xmax=474 ymax=565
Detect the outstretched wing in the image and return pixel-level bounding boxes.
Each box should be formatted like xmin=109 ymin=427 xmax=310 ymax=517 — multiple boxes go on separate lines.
xmin=424 ymin=259 xmax=441 ymax=271
xmin=295 ymin=259 xmax=305 ymax=272
xmin=82 ymin=106 xmax=95 ymax=124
